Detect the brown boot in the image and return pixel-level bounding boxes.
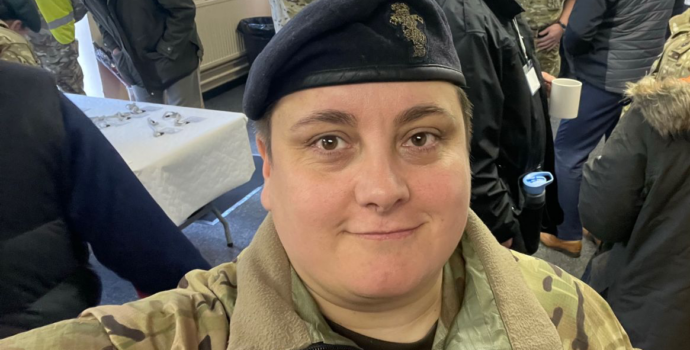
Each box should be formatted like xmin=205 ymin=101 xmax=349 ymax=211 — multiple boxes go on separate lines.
xmin=540 ymin=232 xmax=582 ymax=258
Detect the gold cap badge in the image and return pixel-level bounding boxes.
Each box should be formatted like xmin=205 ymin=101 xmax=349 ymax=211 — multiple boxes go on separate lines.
xmin=390 ymin=3 xmax=427 ymax=58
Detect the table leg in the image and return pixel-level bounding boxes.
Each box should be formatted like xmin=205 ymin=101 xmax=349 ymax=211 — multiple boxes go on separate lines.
xmin=212 ymin=207 xmax=234 ymax=247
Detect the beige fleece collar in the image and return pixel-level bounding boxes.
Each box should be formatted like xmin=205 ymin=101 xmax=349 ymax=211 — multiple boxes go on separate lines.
xmin=228 ymin=211 xmax=561 ymax=350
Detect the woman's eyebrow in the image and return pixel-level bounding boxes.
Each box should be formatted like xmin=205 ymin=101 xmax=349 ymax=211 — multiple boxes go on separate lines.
xmin=395 ymin=104 xmax=457 ymax=127
xmin=290 ymin=110 xmax=357 ymax=132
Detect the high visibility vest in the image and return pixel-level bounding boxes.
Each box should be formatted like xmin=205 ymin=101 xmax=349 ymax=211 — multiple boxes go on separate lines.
xmin=34 ymin=0 xmax=76 ymax=44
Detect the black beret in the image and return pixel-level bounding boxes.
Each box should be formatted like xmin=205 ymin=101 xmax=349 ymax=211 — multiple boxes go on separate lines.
xmin=2 ymin=0 xmax=41 ymax=33
xmin=243 ymin=0 xmax=465 ymax=120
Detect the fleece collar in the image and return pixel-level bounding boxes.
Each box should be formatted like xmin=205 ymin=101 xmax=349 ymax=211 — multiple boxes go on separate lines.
xmin=228 ymin=211 xmax=561 ymax=350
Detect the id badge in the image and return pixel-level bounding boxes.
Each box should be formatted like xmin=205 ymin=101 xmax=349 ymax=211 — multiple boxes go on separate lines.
xmin=523 ymin=60 xmax=541 ymax=96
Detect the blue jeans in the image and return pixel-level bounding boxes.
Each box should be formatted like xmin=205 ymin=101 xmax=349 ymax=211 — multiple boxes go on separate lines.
xmin=554 ymin=82 xmax=623 ymax=241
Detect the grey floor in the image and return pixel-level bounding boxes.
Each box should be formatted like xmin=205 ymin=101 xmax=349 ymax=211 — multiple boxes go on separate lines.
xmin=93 ymin=84 xmax=593 ymax=305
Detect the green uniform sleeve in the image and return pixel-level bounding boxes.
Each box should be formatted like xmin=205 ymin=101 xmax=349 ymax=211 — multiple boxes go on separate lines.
xmin=0 ymin=264 xmax=239 ymax=350
xmin=513 ymin=252 xmax=638 ymax=350
xmin=0 ymin=37 xmax=40 ymax=66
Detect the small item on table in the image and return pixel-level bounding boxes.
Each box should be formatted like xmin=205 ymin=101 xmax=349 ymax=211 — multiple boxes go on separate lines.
xmin=127 ymin=103 xmax=146 ymax=115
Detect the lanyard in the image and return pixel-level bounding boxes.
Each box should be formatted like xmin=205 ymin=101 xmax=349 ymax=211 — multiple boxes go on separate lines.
xmin=512 ymin=19 xmax=530 ymax=63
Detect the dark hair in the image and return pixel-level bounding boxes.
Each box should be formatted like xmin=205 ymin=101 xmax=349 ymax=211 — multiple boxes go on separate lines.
xmin=0 ymin=0 xmax=24 ymax=29
xmin=0 ymin=0 xmax=10 ymax=20
xmin=254 ymin=86 xmax=473 ymax=158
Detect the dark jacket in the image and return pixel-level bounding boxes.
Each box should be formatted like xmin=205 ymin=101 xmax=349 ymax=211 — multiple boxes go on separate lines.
xmin=580 ymin=77 xmax=690 ymax=350
xmin=0 ymin=61 xmax=210 ymax=338
xmin=564 ymin=0 xmax=675 ymax=94
xmin=437 ymin=0 xmax=561 ymax=254
xmin=84 ymin=0 xmax=202 ymax=93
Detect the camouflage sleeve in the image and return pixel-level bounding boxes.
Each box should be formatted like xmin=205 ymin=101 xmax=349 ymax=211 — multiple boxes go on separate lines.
xmin=0 ymin=40 xmax=40 ymax=67
xmin=72 ymin=0 xmax=88 ymax=22
xmin=0 ymin=264 xmax=239 ymax=350
xmin=513 ymin=253 xmax=638 ymax=350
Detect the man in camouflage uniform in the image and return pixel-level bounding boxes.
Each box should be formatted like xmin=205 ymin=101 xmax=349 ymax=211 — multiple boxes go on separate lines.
xmin=517 ymin=0 xmax=576 ymax=77
xmin=28 ymin=0 xmax=86 ymax=94
xmin=1 ymin=0 xmax=636 ymax=348
xmin=0 ymin=0 xmax=40 ymax=65
xmin=269 ymin=0 xmax=315 ymax=32
xmin=653 ymin=8 xmax=690 ymax=79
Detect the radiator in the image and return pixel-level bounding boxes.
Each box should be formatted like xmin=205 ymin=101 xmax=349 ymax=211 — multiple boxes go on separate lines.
xmin=194 ymin=0 xmax=271 ymax=91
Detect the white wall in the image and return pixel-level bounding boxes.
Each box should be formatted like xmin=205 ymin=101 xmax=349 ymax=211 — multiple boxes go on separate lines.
xmin=76 ymin=14 xmax=103 ymax=97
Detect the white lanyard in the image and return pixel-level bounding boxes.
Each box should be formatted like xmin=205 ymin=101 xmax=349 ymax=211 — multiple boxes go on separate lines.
xmin=512 ymin=19 xmax=530 ymax=63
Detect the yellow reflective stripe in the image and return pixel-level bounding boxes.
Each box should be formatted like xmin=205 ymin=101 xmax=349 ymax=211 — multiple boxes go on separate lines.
xmin=47 ymin=11 xmax=74 ymax=30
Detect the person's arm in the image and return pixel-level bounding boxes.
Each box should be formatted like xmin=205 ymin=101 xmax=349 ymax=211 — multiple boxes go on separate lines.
xmin=559 ymin=0 xmax=577 ymax=25
xmin=71 ymin=0 xmax=87 ymax=22
xmin=440 ymin=10 xmax=520 ymax=245
xmin=154 ymin=0 xmax=196 ymax=60
xmin=0 ymin=266 xmax=232 ymax=349
xmin=563 ymin=0 xmax=607 ymax=56
xmin=59 ymin=95 xmax=211 ymax=295
xmin=536 ymin=0 xmax=577 ymax=51
xmin=579 ymin=110 xmax=647 ymax=243
xmin=97 ymin=23 xmax=119 ymax=52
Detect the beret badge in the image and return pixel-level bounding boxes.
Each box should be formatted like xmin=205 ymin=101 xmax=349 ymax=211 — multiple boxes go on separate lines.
xmin=389 ymin=3 xmax=428 ymax=58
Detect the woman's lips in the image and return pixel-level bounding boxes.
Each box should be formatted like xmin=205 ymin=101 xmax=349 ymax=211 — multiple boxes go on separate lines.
xmin=350 ymin=224 xmax=422 ymax=241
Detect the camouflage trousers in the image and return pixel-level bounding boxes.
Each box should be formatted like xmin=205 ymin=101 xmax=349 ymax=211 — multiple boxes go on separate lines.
xmin=28 ymin=29 xmax=85 ymax=95
xmin=535 ymin=42 xmax=561 ymax=77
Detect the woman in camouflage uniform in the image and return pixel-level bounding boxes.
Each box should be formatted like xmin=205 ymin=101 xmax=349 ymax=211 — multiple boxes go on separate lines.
xmin=1 ymin=0 xmax=636 ymax=349
xmin=0 ymin=0 xmax=40 ymax=65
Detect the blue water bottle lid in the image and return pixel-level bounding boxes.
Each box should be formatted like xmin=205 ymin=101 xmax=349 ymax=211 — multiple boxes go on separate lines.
xmin=522 ymin=172 xmax=554 ymax=195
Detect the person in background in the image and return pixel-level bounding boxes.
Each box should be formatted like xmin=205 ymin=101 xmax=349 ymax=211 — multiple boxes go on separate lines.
xmin=579 ymin=12 xmax=690 ymax=349
xmin=436 ymin=0 xmax=562 ymax=254
xmin=269 ymin=0 xmax=315 ymax=32
xmin=0 ymin=0 xmax=39 ymax=65
xmin=0 ymin=61 xmax=211 ymax=339
xmin=654 ymin=8 xmax=690 ymax=79
xmin=29 ymin=0 xmax=87 ymax=94
xmin=541 ymin=0 xmax=676 ymax=257
xmin=83 ymin=0 xmax=204 ymax=107
xmin=0 ymin=1 xmax=634 ymax=349
xmin=579 ymin=76 xmax=690 ymax=350
xmin=517 ymin=0 xmax=576 ymax=77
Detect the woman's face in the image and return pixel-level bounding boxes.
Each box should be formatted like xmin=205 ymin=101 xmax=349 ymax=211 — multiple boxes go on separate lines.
xmin=258 ymin=81 xmax=471 ymax=305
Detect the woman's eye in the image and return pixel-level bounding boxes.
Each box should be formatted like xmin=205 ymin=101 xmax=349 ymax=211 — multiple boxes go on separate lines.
xmin=315 ymin=135 xmax=346 ymax=151
xmin=404 ymin=132 xmax=438 ymax=148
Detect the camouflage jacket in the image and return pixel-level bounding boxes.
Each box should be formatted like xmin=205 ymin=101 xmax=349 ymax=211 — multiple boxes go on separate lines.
xmin=0 ymin=20 xmax=39 ymax=66
xmin=0 ymin=212 xmax=635 ymax=350
xmin=652 ymin=9 xmax=690 ymax=79
xmin=517 ymin=0 xmax=563 ymax=33
xmin=516 ymin=0 xmax=564 ymax=76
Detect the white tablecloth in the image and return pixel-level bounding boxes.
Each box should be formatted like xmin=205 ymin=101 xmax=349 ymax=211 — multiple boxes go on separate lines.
xmin=67 ymin=94 xmax=255 ymax=225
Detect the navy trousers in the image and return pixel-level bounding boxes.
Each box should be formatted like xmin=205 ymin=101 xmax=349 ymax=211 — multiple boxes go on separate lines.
xmin=554 ymin=81 xmax=623 ymax=241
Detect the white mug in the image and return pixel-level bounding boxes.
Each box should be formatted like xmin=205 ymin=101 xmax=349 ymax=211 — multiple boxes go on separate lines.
xmin=549 ymin=78 xmax=583 ymax=119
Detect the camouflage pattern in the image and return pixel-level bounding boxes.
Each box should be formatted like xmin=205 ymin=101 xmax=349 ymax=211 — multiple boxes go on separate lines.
xmin=0 ymin=20 xmax=40 ymax=66
xmin=269 ymin=0 xmax=316 ymax=32
xmin=27 ymin=0 xmax=86 ymax=95
xmin=0 ymin=213 xmax=635 ymax=350
xmin=517 ymin=0 xmax=564 ymax=76
xmin=652 ymin=9 xmax=690 ymax=80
